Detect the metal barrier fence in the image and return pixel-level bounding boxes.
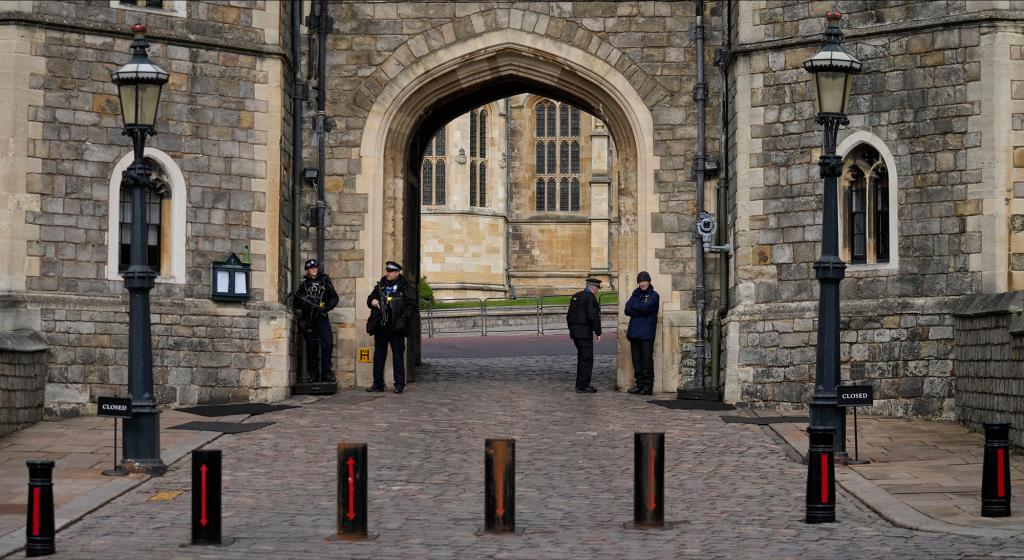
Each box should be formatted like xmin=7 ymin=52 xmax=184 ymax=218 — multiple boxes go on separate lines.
xmin=421 ymin=294 xmax=618 ymax=338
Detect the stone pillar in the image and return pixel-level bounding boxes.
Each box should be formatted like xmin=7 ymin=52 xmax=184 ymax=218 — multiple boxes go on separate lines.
xmin=589 ymin=121 xmax=611 ymax=282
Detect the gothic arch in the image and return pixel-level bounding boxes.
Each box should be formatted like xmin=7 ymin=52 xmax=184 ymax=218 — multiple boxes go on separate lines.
xmin=837 ymin=131 xmax=899 ymax=270
xmin=106 ymin=148 xmax=187 ymax=284
xmin=351 ymin=27 xmax=682 ymax=392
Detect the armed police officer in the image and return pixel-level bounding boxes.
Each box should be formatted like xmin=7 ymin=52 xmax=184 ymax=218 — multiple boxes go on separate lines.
xmin=566 ymin=277 xmax=603 ymax=393
xmin=366 ymin=261 xmax=417 ymax=394
xmin=293 ymin=259 xmax=339 ymax=383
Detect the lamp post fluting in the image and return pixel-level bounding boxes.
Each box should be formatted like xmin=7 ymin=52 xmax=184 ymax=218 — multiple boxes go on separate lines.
xmin=803 ymin=12 xmax=861 ymax=456
xmin=111 ymin=24 xmax=169 ymax=475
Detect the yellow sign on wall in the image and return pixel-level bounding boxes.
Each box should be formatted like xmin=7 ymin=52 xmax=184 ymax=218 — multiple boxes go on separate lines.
xmin=358 ymin=347 xmax=372 ymax=363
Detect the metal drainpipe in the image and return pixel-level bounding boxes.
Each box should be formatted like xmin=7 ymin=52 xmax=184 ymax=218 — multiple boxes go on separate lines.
xmin=290 ymin=0 xmax=305 ymax=296
xmin=710 ymin=0 xmax=732 ymax=394
xmin=684 ymin=0 xmax=710 ymax=398
xmin=312 ymin=0 xmax=331 ymax=269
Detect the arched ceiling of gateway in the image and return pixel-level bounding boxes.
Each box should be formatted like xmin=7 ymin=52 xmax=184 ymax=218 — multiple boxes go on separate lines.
xmin=407 ymin=76 xmax=604 ymax=165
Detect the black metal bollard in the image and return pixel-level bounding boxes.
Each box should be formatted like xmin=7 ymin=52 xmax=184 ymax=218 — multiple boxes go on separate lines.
xmin=484 ymin=439 xmax=515 ymax=533
xmin=25 ymin=460 xmax=55 ymax=557
xmin=634 ymin=432 xmax=665 ymax=527
xmin=191 ymin=450 xmax=222 ymax=545
xmin=337 ymin=443 xmax=368 ymax=539
xmin=981 ymin=422 xmax=1012 ymax=517
xmin=805 ymin=427 xmax=836 ymax=524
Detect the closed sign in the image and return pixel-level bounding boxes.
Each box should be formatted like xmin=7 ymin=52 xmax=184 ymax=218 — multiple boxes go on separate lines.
xmin=97 ymin=396 xmax=132 ymax=418
xmin=837 ymin=385 xmax=873 ymax=407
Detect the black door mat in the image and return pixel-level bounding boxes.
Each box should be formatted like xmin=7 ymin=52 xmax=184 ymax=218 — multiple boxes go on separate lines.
xmin=721 ymin=416 xmax=809 ymax=424
xmin=175 ymin=403 xmax=299 ymax=417
xmin=647 ymin=400 xmax=736 ymax=411
xmin=168 ymin=421 xmax=275 ymax=434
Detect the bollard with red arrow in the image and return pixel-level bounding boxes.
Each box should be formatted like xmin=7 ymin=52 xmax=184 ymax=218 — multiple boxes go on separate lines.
xmin=337 ymin=443 xmax=368 ymax=539
xmin=633 ymin=433 xmax=664 ymax=527
xmin=484 ymin=438 xmax=516 ymax=534
xmin=191 ymin=450 xmax=222 ymax=545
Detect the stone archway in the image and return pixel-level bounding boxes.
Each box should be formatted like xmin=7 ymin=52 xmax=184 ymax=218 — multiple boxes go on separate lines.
xmin=347 ymin=26 xmax=688 ymax=393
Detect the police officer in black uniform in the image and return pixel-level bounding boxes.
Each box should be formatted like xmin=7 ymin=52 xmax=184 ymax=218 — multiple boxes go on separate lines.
xmin=366 ymin=261 xmax=417 ymax=393
xmin=566 ymin=277 xmax=603 ymax=393
xmin=293 ymin=259 xmax=339 ymax=383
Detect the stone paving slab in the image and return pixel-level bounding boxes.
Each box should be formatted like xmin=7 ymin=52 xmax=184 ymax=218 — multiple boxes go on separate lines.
xmin=9 ymin=356 xmax=1023 ymax=559
xmin=769 ymin=412 xmax=1022 ymax=537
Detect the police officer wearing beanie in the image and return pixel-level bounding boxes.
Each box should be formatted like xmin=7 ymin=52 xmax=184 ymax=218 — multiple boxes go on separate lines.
xmin=366 ymin=261 xmax=417 ymax=393
xmin=566 ymin=277 xmax=603 ymax=393
xmin=625 ymin=271 xmax=660 ymax=395
xmin=293 ymin=259 xmax=339 ymax=383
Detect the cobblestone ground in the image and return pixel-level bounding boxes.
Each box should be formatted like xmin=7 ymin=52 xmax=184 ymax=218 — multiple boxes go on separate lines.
xmin=37 ymin=356 xmax=1024 ymax=559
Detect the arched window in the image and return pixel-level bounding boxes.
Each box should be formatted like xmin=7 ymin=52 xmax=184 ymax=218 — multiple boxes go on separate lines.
xmin=840 ymin=143 xmax=893 ymax=265
xmin=421 ymin=126 xmax=446 ymax=206
xmin=107 ymin=149 xmax=185 ymax=283
xmin=469 ymin=109 xmax=488 ymax=207
xmin=534 ymin=99 xmax=583 ymax=212
xmin=118 ymin=164 xmax=168 ymax=273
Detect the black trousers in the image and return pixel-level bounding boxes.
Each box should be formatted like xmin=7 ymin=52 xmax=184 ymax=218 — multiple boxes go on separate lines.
xmin=572 ymin=336 xmax=594 ymax=389
xmin=303 ymin=317 xmax=334 ymax=382
xmin=629 ymin=337 xmax=655 ymax=388
xmin=372 ymin=332 xmax=406 ymax=389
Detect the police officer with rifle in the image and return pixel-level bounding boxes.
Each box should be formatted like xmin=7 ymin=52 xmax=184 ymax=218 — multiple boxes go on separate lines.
xmin=293 ymin=259 xmax=339 ymax=383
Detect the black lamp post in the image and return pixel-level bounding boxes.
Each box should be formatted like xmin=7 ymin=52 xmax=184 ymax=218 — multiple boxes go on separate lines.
xmin=111 ymin=23 xmax=169 ymax=475
xmin=804 ymin=11 xmax=861 ymax=457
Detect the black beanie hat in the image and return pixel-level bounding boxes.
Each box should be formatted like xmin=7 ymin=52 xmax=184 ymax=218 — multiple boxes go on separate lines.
xmin=637 ymin=271 xmax=652 ymax=283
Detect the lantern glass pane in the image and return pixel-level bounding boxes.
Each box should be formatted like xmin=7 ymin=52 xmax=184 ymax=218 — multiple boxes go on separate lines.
xmin=118 ymin=83 xmax=138 ymax=126
xmin=815 ymin=71 xmax=847 ymax=114
xmin=138 ymin=83 xmax=162 ymax=126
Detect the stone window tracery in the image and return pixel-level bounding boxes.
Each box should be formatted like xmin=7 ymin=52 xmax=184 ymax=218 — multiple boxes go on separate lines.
xmin=118 ymin=158 xmax=169 ymax=274
xmin=841 ymin=144 xmax=891 ymax=264
xmin=469 ymin=110 xmax=487 ymax=207
xmin=422 ymin=126 xmax=446 ymax=206
xmin=534 ymin=100 xmax=580 ymax=212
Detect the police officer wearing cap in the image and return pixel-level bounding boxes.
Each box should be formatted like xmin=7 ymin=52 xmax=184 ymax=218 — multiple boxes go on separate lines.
xmin=292 ymin=259 xmax=339 ymax=383
xmin=624 ymin=271 xmax=659 ymax=395
xmin=366 ymin=261 xmax=417 ymax=393
xmin=566 ymin=277 xmax=603 ymax=393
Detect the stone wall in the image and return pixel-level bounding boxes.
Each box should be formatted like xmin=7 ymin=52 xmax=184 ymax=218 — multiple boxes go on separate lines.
xmin=953 ymin=292 xmax=1024 ymax=451
xmin=0 ymin=331 xmax=48 ymax=437
xmin=0 ymin=1 xmax=294 ymax=416
xmin=724 ymin=1 xmax=1022 ymax=414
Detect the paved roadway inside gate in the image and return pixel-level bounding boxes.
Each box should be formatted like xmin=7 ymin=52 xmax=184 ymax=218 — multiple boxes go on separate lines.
xmin=37 ymin=352 xmax=1024 ymax=559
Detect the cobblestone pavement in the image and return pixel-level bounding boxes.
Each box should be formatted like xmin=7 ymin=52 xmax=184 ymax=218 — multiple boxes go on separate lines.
xmin=32 ymin=356 xmax=1024 ymax=559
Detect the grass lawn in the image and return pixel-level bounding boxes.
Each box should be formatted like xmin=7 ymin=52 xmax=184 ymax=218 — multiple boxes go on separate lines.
xmin=422 ymin=293 xmax=619 ymax=310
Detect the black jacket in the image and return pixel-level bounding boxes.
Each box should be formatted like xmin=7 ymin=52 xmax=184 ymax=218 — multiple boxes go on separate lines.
xmin=292 ymin=273 xmax=339 ymax=324
xmin=566 ymin=288 xmax=601 ymax=339
xmin=366 ymin=274 xmax=417 ymax=336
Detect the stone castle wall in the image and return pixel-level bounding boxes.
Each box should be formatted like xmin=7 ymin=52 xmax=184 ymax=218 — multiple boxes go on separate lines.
xmin=953 ymin=292 xmax=1024 ymax=451
xmin=725 ymin=1 xmax=1023 ymax=416
xmin=0 ymin=0 xmax=294 ymax=416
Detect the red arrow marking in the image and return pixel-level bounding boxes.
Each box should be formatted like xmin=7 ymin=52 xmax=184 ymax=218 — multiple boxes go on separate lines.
xmin=346 ymin=457 xmax=356 ymax=520
xmin=648 ymin=447 xmax=656 ymax=511
xmin=200 ymin=464 xmax=208 ymax=527
xmin=820 ymin=455 xmax=829 ymax=504
xmin=495 ymin=465 xmax=505 ymax=518
xmin=31 ymin=487 xmax=40 ymax=536
xmin=997 ymin=448 xmax=1006 ymax=498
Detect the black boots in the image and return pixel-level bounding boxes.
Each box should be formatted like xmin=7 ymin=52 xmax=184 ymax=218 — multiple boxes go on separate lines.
xmin=628 ymin=382 xmax=653 ymax=395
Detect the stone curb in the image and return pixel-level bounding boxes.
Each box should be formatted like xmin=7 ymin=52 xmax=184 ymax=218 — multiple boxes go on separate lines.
xmin=0 ymin=429 xmax=223 ymax=559
xmin=765 ymin=424 xmax=1021 ymax=540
